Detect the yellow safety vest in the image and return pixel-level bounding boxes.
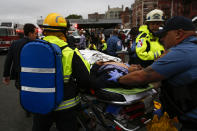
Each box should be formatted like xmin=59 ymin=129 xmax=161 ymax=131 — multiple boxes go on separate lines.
xmin=43 ymin=36 xmax=90 ymax=111
xmin=88 ymin=44 xmax=97 ymax=50
xmin=102 ymin=43 xmax=107 ymax=51
xmin=135 ymin=25 xmax=164 ymax=61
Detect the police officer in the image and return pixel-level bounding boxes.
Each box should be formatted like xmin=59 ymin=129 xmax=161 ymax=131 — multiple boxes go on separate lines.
xmin=108 ymin=16 xmax=197 ymax=130
xmin=33 ymin=13 xmax=90 ymax=131
xmin=106 ymin=29 xmax=122 ymax=56
xmin=135 ymin=9 xmax=165 ymax=67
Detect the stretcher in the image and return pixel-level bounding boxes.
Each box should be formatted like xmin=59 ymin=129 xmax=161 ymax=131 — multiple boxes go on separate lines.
xmin=79 ymin=50 xmax=157 ymax=130
xmin=77 ymin=50 xmax=157 ymax=131
xmin=80 ymin=85 xmax=157 ymax=131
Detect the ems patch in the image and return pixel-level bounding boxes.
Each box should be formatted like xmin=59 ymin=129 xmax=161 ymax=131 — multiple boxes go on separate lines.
xmin=117 ymin=41 xmax=121 ymax=46
xmin=137 ymin=39 xmax=143 ymax=48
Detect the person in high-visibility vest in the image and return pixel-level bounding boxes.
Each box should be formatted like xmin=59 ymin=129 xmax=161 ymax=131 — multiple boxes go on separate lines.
xmin=99 ymin=39 xmax=107 ymax=53
xmin=135 ymin=9 xmax=165 ymax=67
xmin=88 ymin=43 xmax=97 ymax=50
xmin=33 ymin=13 xmax=90 ymax=131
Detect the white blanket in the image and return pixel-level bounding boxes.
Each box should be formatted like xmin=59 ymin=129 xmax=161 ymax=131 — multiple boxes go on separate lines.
xmin=79 ymin=50 xmax=122 ymax=66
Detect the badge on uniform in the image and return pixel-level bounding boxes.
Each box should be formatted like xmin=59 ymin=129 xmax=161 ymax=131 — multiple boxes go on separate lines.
xmin=137 ymin=39 xmax=143 ymax=48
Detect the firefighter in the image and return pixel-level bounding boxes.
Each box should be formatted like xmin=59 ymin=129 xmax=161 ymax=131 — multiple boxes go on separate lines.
xmin=108 ymin=16 xmax=197 ymax=130
xmin=33 ymin=13 xmax=90 ymax=131
xmin=135 ymin=9 xmax=165 ymax=67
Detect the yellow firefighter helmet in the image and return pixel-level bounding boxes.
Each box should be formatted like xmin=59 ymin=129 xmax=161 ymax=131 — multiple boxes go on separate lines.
xmin=41 ymin=13 xmax=67 ymax=31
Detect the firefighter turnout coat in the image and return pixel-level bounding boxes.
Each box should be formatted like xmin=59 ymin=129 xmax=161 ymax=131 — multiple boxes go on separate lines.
xmin=43 ymin=36 xmax=90 ymax=111
xmin=135 ymin=25 xmax=164 ymax=67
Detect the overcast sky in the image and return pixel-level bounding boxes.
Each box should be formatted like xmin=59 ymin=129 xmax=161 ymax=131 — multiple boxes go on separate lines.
xmin=0 ymin=0 xmax=134 ymax=24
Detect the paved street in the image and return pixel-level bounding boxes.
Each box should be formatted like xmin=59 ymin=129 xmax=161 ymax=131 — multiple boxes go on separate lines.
xmin=0 ymin=53 xmax=33 ymax=131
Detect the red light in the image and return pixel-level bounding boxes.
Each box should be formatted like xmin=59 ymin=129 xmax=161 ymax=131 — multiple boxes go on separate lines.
xmin=16 ymin=29 xmax=24 ymax=33
xmin=90 ymin=89 xmax=95 ymax=95
xmin=36 ymin=28 xmax=42 ymax=33
xmin=74 ymin=24 xmax=78 ymax=29
xmin=115 ymin=125 xmax=122 ymax=131
xmin=16 ymin=29 xmax=20 ymax=32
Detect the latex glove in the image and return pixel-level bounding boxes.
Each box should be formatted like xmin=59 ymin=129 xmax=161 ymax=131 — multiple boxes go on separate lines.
xmin=108 ymin=69 xmax=123 ymax=83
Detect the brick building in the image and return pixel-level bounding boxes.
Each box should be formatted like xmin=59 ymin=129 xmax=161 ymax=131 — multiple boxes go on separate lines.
xmin=131 ymin=0 xmax=197 ymax=27
xmin=158 ymin=0 xmax=197 ymax=20
xmin=131 ymin=0 xmax=158 ymax=27
xmin=88 ymin=12 xmax=105 ymax=20
xmin=121 ymin=7 xmax=132 ymax=28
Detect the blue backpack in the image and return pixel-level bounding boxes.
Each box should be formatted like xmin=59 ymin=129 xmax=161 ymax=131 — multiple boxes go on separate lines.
xmin=20 ymin=40 xmax=65 ymax=114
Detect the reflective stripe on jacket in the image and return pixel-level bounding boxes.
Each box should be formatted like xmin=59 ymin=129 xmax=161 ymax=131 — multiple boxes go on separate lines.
xmin=43 ymin=36 xmax=90 ymax=110
xmin=135 ymin=25 xmax=164 ymax=61
xmin=55 ymin=96 xmax=81 ymax=111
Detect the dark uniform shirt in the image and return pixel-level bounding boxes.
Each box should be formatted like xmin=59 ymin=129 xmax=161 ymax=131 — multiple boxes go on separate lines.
xmin=3 ymin=37 xmax=30 ymax=80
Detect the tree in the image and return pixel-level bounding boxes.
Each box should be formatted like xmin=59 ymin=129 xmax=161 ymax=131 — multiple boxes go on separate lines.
xmin=66 ymin=14 xmax=83 ymax=19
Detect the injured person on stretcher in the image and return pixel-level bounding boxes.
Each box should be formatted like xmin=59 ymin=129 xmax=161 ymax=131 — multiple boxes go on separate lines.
xmin=89 ymin=61 xmax=159 ymax=104
xmin=90 ymin=61 xmax=160 ymax=89
xmin=79 ymin=50 xmax=158 ymax=104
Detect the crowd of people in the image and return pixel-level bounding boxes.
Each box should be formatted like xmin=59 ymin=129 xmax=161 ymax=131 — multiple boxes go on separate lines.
xmin=2 ymin=8 xmax=197 ymax=131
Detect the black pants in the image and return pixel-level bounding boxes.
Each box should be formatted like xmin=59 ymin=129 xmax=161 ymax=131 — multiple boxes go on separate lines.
xmin=32 ymin=108 xmax=78 ymax=131
xmin=15 ymin=80 xmax=21 ymax=90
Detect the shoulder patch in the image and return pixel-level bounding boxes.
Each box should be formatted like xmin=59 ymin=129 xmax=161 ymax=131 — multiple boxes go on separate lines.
xmin=117 ymin=41 xmax=121 ymax=46
xmin=137 ymin=39 xmax=143 ymax=48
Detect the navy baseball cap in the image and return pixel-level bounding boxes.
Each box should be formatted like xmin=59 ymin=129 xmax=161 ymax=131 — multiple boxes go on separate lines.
xmin=155 ymin=16 xmax=196 ymax=37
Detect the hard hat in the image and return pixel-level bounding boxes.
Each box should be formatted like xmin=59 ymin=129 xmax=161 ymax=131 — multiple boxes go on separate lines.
xmin=146 ymin=9 xmax=164 ymax=22
xmin=41 ymin=13 xmax=67 ymax=31
xmin=101 ymin=39 xmax=105 ymax=43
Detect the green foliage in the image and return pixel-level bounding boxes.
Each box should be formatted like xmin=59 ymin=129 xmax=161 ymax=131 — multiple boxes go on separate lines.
xmin=66 ymin=14 xmax=83 ymax=19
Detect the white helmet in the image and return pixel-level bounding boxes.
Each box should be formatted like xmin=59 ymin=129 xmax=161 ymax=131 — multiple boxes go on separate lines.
xmin=192 ymin=16 xmax=197 ymax=22
xmin=146 ymin=9 xmax=164 ymax=22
